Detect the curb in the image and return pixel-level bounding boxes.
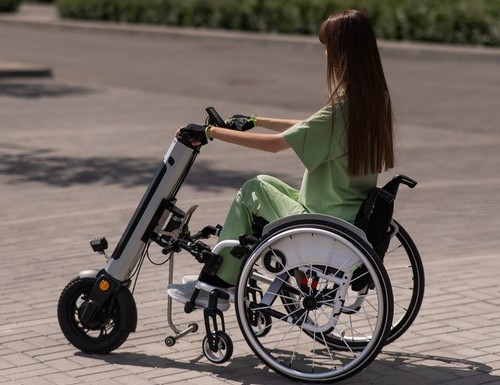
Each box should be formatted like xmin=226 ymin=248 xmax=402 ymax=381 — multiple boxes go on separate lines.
xmin=0 ymin=61 xmax=53 ymax=78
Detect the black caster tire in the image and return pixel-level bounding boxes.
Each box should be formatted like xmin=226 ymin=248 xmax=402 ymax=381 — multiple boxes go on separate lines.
xmin=165 ymin=336 xmax=176 ymax=347
xmin=202 ymin=331 xmax=233 ymax=364
xmin=250 ymin=310 xmax=272 ymax=337
xmin=188 ymin=323 xmax=199 ymax=333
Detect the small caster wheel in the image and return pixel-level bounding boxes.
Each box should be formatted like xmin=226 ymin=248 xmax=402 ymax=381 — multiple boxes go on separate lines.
xmin=188 ymin=322 xmax=199 ymax=333
xmin=165 ymin=336 xmax=176 ymax=347
xmin=250 ymin=311 xmax=272 ymax=337
xmin=202 ymin=331 xmax=233 ymax=364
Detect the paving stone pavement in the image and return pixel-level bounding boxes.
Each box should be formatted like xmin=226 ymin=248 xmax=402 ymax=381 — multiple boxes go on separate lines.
xmin=1 ymin=4 xmax=500 ymax=385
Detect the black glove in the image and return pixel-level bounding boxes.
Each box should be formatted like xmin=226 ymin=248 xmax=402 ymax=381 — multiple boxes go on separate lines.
xmin=224 ymin=114 xmax=257 ymax=131
xmin=179 ymin=123 xmax=209 ymax=145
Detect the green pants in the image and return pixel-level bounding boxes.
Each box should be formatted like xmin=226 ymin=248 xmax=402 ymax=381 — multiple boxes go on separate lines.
xmin=216 ymin=175 xmax=308 ymax=285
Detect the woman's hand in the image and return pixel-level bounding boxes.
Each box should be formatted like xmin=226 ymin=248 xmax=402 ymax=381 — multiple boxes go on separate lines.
xmin=177 ymin=123 xmax=209 ymax=146
xmin=225 ymin=114 xmax=257 ymax=131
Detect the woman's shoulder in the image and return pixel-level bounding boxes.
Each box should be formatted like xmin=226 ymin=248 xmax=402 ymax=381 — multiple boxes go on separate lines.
xmin=315 ymin=97 xmax=347 ymax=115
xmin=308 ymin=99 xmax=347 ymax=126
xmin=306 ymin=104 xmax=334 ymax=123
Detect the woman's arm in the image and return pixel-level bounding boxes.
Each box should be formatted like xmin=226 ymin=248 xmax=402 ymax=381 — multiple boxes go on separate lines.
xmin=208 ymin=126 xmax=289 ymax=153
xmin=256 ymin=117 xmax=300 ymax=132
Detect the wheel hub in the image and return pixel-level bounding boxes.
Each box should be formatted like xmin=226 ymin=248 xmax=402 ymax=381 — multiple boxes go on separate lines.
xmin=78 ymin=301 xmax=109 ymax=330
xmin=302 ymin=295 xmax=322 ymax=310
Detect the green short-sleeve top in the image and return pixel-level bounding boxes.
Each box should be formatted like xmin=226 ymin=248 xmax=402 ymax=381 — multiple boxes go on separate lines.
xmin=283 ymin=101 xmax=377 ymax=223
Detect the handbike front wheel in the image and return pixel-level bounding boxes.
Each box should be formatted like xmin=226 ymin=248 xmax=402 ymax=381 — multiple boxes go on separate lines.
xmin=57 ymin=277 xmax=134 ymax=354
xmin=235 ymin=223 xmax=393 ymax=383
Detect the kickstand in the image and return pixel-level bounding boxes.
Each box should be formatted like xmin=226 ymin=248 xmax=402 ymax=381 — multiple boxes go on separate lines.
xmin=164 ymin=254 xmax=198 ymax=347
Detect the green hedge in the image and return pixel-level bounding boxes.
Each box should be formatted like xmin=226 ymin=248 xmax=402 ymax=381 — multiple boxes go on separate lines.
xmin=56 ymin=0 xmax=500 ymax=46
xmin=0 ymin=0 xmax=22 ymax=12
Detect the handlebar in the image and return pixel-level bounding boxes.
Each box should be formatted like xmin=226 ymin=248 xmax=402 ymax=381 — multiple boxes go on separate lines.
xmin=178 ymin=107 xmax=227 ymax=147
xmin=205 ymin=107 xmax=227 ymax=128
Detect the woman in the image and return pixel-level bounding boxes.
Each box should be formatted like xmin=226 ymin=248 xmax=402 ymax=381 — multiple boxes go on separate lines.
xmin=168 ymin=9 xmax=394 ymax=309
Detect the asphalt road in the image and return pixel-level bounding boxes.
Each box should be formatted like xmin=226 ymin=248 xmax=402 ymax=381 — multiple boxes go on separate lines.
xmin=1 ymin=20 xmax=499 ymax=135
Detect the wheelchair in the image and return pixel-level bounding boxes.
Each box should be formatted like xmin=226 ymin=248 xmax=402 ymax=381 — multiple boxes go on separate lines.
xmin=57 ymin=107 xmax=424 ymax=383
xmin=171 ymin=175 xmax=422 ymax=383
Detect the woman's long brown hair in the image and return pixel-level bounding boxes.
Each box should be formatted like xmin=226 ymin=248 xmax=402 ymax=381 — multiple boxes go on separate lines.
xmin=319 ymin=10 xmax=394 ymax=176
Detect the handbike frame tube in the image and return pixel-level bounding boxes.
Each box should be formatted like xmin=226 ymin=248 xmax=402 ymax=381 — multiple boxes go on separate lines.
xmin=105 ymin=138 xmax=199 ymax=281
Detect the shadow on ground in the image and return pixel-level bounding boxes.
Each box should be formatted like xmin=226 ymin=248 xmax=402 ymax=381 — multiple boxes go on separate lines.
xmin=0 ymin=146 xmax=285 ymax=191
xmin=75 ymin=350 xmax=498 ymax=385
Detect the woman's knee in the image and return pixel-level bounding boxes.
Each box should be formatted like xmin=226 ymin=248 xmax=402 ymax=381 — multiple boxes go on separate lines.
xmin=256 ymin=174 xmax=282 ymax=185
xmin=241 ymin=175 xmax=267 ymax=193
xmin=241 ymin=175 xmax=276 ymax=191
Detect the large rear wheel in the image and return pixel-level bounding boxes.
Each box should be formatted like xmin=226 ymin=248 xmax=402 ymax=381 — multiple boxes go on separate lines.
xmin=382 ymin=221 xmax=424 ymax=344
xmin=235 ymin=222 xmax=393 ymax=383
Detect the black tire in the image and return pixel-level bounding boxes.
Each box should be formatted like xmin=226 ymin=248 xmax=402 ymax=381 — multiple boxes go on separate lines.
xmin=57 ymin=277 xmax=134 ymax=354
xmin=249 ymin=309 xmax=272 ymax=337
xmin=383 ymin=220 xmax=424 ymax=344
xmin=235 ymin=219 xmax=393 ymax=383
xmin=202 ymin=331 xmax=233 ymax=364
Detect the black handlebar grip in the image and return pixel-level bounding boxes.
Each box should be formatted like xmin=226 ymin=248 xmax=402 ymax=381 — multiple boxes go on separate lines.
xmin=181 ymin=132 xmax=192 ymax=142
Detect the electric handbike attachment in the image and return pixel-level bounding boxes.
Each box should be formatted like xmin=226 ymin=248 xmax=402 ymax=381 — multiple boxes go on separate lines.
xmin=57 ymin=107 xmax=422 ymax=383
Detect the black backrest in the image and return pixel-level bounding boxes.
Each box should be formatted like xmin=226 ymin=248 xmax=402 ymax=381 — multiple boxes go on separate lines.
xmin=355 ymin=175 xmax=417 ymax=259
xmin=355 ymin=188 xmax=395 ymax=259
